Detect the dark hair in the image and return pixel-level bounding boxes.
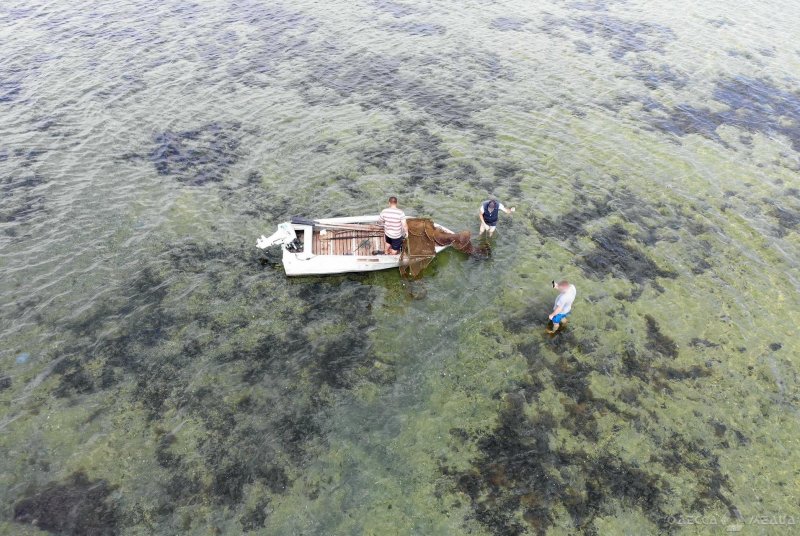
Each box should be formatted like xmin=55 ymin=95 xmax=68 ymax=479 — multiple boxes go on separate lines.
xmin=389 ymin=196 xmax=398 ymax=204
xmin=488 ymin=200 xmax=497 ymax=207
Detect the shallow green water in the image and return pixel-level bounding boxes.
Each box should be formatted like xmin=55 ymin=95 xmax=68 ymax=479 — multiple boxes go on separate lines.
xmin=1 ymin=0 xmax=799 ymax=534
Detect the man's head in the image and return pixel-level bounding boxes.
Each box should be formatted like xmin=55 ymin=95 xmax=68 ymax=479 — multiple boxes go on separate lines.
xmin=388 ymin=196 xmax=398 ymax=207
xmin=487 ymin=200 xmax=497 ymax=210
xmin=557 ymin=280 xmax=570 ymax=291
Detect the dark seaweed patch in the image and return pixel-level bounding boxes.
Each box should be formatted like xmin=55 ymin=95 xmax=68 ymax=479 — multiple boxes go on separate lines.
xmin=372 ymin=0 xmax=415 ymax=17
xmin=13 ymin=147 xmax=47 ymax=165
xmin=0 ymin=171 xmax=47 ymax=225
xmin=151 ymin=378 xmax=296 ymax=506
xmin=692 ymin=255 xmax=712 ymax=275
xmin=53 ymin=357 xmax=95 ymax=397
xmin=277 ymin=410 xmax=322 ymax=464
xmin=733 ymin=430 xmax=749 ymax=446
xmin=531 ymin=192 xmax=615 ymax=242
xmin=216 ymin=1 xmax=315 ymax=82
xmin=155 ymin=433 xmax=180 ymax=469
xmin=706 ymin=18 xmax=734 ymax=28
xmin=502 ymin=296 xmax=551 ymax=334
xmin=770 ymin=205 xmax=800 ymax=236
xmin=299 ymin=52 xmax=481 ymax=130
xmin=574 ymin=40 xmax=593 ymax=54
xmin=0 ymin=194 xmax=45 ymax=223
xmin=658 ymin=435 xmax=740 ymax=519
xmin=296 ymin=280 xmax=379 ymax=389
xmin=0 ymin=79 xmax=22 ymax=102
xmin=0 ymin=375 xmax=11 ymax=390
xmin=690 ymin=338 xmax=719 ymax=349
xmin=581 ymin=224 xmax=676 ymax=284
xmin=450 ymin=327 xmax=733 ymax=534
xmin=710 ymin=421 xmax=727 ymax=437
xmin=355 ymin=119 xmax=453 ymax=193
xmin=490 ymin=17 xmax=528 ymax=31
xmin=630 ymin=61 xmax=688 ymax=90
xmin=543 ymin=8 xmax=685 ymax=95
xmin=451 ymin=398 xmax=671 ymax=535
xmin=240 ymin=497 xmax=271 ymax=531
xmin=544 ymin=13 xmax=675 ymax=62
xmin=493 ymin=161 xmax=523 ymax=198
xmin=569 ymin=0 xmax=618 ymax=11
xmin=61 ymin=264 xmax=178 ymax=402
xmin=1 ymin=172 xmax=46 ymax=193
xmin=149 ymin=121 xmax=243 ymax=185
xmin=385 ymin=21 xmax=445 ymax=36
xmin=13 ymin=471 xmax=118 ymax=535
xmin=769 ymin=342 xmax=782 ymax=351
xmin=726 ymin=49 xmax=763 ymax=66
xmin=646 ymin=77 xmax=800 ymax=152
xmin=644 ymin=314 xmax=678 ymax=358
xmin=140 ymin=275 xmax=377 ymax=508
xmin=655 ymin=365 xmax=710 ymax=381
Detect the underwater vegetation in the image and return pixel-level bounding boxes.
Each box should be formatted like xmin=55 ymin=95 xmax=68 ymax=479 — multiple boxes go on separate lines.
xmin=356 ymin=119 xmax=453 ymax=194
xmin=543 ymin=10 xmax=676 ymax=62
xmin=2 ymin=1 xmax=799 ymax=534
xmin=372 ymin=0 xmax=417 ymax=18
xmin=0 ymin=148 xmax=48 ymax=229
xmin=299 ymin=49 xmax=482 ymax=130
xmin=219 ymin=0 xmax=317 ymax=83
xmin=528 ymin=185 xmax=712 ymax=292
xmin=0 ymin=193 xmax=45 ymax=225
xmin=0 ymin=80 xmax=23 ymax=103
xmin=384 ymin=21 xmax=446 ymax=36
xmin=5 ymin=237 xmax=392 ymax=532
xmin=650 ymin=77 xmax=800 ymax=153
xmin=490 ymin=17 xmax=529 ymax=32
xmin=582 ymin=223 xmax=677 ymax=285
xmin=447 ymin=305 xmax=740 ymax=535
xmin=147 ymin=121 xmax=244 ymax=185
xmin=13 ymin=471 xmax=118 ymax=535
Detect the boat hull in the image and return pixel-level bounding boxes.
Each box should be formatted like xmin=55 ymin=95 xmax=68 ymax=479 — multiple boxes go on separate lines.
xmin=282 ymin=251 xmax=404 ymax=276
xmin=263 ymin=215 xmax=453 ymax=277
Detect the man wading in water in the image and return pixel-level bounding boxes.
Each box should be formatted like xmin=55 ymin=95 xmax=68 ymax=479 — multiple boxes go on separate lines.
xmin=548 ymin=280 xmax=577 ymax=334
xmin=478 ymin=199 xmax=515 ymax=236
xmin=378 ymin=196 xmax=408 ymax=255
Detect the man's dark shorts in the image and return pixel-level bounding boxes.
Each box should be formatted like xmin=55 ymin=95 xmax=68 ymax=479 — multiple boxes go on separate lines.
xmin=385 ymin=235 xmax=404 ymax=252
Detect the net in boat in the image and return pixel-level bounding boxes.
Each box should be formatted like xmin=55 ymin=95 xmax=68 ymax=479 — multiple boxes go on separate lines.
xmin=400 ymin=218 xmax=478 ymax=278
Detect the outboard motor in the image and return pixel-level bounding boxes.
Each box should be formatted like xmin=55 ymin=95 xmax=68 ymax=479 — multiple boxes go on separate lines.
xmin=256 ymin=222 xmax=297 ymax=249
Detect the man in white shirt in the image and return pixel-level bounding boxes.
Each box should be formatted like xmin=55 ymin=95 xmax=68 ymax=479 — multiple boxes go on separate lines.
xmin=478 ymin=199 xmax=515 ymax=236
xmin=548 ymin=280 xmax=577 ymax=333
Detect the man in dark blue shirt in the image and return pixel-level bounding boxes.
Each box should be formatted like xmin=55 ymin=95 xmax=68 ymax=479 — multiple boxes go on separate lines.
xmin=478 ymin=199 xmax=515 ymax=236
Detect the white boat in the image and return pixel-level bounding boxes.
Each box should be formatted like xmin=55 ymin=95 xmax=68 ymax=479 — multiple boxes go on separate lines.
xmin=256 ymin=215 xmax=455 ymax=276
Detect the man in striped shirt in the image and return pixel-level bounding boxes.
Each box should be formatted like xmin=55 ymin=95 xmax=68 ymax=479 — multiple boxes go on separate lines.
xmin=378 ymin=196 xmax=408 ymax=255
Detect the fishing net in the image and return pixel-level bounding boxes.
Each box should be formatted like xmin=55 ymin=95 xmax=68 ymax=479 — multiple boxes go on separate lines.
xmin=400 ymin=218 xmax=480 ymax=278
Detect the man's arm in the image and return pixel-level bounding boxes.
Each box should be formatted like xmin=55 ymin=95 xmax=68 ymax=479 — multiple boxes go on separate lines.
xmin=479 ymin=207 xmax=486 ymax=224
xmin=502 ymin=206 xmax=516 ymax=214
xmin=549 ymin=305 xmax=563 ymax=320
xmin=402 ymin=218 xmax=409 ymax=236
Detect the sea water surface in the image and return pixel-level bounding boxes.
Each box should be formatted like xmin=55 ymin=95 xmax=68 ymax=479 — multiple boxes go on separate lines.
xmin=1 ymin=0 xmax=799 ymax=534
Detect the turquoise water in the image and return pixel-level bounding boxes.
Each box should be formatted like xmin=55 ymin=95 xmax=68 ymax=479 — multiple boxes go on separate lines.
xmin=1 ymin=0 xmax=799 ymax=534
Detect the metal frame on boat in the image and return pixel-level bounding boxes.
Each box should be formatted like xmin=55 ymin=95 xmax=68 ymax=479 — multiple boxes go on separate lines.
xmin=256 ymin=216 xmax=454 ymax=276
